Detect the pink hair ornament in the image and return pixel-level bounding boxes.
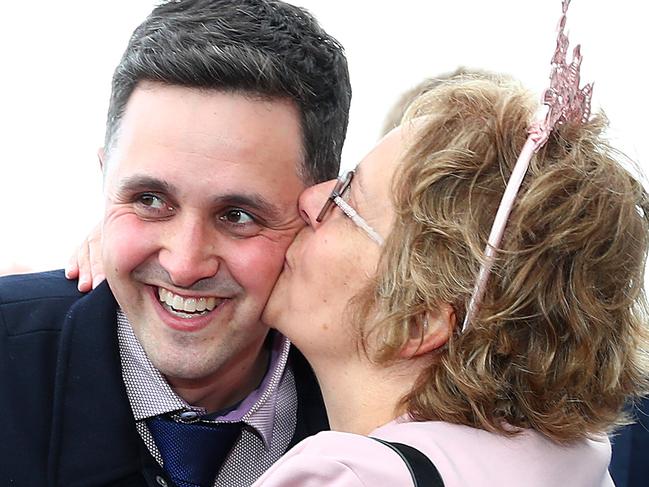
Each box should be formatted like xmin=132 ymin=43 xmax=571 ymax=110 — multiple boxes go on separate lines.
xmin=462 ymin=0 xmax=593 ymax=332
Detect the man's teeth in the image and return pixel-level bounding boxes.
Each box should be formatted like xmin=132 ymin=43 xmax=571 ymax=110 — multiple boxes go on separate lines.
xmin=158 ymin=288 xmax=220 ymax=314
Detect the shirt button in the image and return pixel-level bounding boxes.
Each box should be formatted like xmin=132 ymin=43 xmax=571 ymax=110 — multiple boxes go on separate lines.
xmin=155 ymin=475 xmax=168 ymax=487
xmin=178 ymin=410 xmax=200 ymax=423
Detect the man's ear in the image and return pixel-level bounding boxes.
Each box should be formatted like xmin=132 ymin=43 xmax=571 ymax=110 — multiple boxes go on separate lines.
xmin=97 ymin=147 xmax=105 ymax=171
xmin=399 ymin=303 xmax=456 ymax=358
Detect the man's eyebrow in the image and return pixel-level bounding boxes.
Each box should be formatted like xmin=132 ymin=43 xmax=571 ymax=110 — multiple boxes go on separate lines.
xmin=116 ymin=175 xmax=177 ymax=195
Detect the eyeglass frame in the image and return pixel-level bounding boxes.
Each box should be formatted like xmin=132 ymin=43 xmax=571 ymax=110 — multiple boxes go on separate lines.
xmin=315 ymin=170 xmax=384 ymax=245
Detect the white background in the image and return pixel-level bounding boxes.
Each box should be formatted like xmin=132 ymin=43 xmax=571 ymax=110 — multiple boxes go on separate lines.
xmin=0 ymin=1 xmax=646 ymax=272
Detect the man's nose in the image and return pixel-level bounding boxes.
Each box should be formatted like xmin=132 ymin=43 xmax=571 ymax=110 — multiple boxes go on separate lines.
xmin=298 ymin=179 xmax=337 ymax=228
xmin=158 ymin=214 xmax=220 ymax=288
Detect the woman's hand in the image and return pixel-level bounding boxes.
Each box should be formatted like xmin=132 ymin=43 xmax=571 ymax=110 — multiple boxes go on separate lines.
xmin=65 ymin=223 xmax=105 ymax=292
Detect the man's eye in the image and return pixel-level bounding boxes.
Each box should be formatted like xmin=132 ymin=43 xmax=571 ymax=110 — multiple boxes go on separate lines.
xmin=139 ymin=194 xmax=165 ymax=208
xmin=220 ymin=209 xmax=255 ymax=225
xmin=134 ymin=193 xmax=174 ymax=218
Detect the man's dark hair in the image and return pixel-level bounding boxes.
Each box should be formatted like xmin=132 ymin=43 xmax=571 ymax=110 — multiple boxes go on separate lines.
xmin=105 ymin=0 xmax=351 ymax=184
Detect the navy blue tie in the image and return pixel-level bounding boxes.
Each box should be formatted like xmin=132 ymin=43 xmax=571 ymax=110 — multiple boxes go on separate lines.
xmin=147 ymin=414 xmax=243 ymax=487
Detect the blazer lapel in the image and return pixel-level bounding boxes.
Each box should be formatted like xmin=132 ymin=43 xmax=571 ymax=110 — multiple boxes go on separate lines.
xmin=48 ymin=282 xmax=145 ymax=485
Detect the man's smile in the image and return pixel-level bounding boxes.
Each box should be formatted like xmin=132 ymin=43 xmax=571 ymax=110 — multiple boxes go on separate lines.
xmin=157 ymin=287 xmax=226 ymax=318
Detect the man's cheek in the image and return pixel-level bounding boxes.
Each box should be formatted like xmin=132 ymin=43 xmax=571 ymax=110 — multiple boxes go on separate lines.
xmin=227 ymin=239 xmax=289 ymax=295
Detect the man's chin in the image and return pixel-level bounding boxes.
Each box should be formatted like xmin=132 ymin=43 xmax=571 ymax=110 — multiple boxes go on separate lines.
xmin=136 ymin=332 xmax=215 ymax=380
xmin=152 ymin=353 xmax=224 ymax=383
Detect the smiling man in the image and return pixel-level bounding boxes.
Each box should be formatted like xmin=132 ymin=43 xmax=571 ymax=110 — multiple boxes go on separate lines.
xmin=0 ymin=1 xmax=350 ymax=486
xmin=101 ymin=86 xmax=306 ymax=411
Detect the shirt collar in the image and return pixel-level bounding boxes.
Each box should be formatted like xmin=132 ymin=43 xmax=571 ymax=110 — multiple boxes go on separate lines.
xmin=116 ymin=309 xmax=290 ymax=447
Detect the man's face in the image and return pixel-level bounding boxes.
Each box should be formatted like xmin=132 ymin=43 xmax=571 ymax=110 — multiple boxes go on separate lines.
xmin=101 ymin=82 xmax=305 ymax=396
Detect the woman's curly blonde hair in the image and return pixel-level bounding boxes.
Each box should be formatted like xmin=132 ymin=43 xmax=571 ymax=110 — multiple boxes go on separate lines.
xmin=355 ymin=75 xmax=649 ymax=444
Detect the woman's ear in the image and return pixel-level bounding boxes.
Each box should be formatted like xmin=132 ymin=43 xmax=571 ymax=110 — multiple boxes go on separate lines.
xmin=399 ymin=303 xmax=456 ymax=358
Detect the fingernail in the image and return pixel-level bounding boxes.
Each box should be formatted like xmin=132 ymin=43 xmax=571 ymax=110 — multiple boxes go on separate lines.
xmin=78 ymin=277 xmax=89 ymax=291
xmin=92 ymin=274 xmax=105 ymax=289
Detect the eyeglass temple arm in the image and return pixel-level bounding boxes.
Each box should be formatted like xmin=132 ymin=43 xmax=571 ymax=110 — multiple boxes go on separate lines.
xmin=333 ymin=196 xmax=385 ymax=245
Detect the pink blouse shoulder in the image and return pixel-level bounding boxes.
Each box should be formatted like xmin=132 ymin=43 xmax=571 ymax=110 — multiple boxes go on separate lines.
xmin=252 ymin=430 xmax=414 ymax=486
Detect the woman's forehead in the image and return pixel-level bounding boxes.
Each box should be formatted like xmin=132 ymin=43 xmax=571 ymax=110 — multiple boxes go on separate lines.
xmin=351 ymin=128 xmax=404 ymax=237
xmin=355 ymin=127 xmax=405 ymax=199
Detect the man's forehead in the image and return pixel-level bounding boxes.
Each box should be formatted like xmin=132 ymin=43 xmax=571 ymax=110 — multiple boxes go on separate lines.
xmin=107 ymin=85 xmax=307 ymax=177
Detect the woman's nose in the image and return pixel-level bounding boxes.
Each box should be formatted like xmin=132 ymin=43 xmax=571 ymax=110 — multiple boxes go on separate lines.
xmin=297 ymin=179 xmax=337 ymax=227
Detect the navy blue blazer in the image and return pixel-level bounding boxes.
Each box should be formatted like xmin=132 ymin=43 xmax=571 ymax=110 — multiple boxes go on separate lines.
xmin=609 ymin=398 xmax=649 ymax=487
xmin=0 ymin=270 xmax=327 ymax=486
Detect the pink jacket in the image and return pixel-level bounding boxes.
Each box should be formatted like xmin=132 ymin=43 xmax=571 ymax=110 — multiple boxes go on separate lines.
xmin=253 ymin=419 xmax=613 ymax=486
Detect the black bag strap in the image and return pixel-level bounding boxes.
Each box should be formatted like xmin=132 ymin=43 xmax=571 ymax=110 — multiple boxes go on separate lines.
xmin=372 ymin=438 xmax=445 ymax=487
